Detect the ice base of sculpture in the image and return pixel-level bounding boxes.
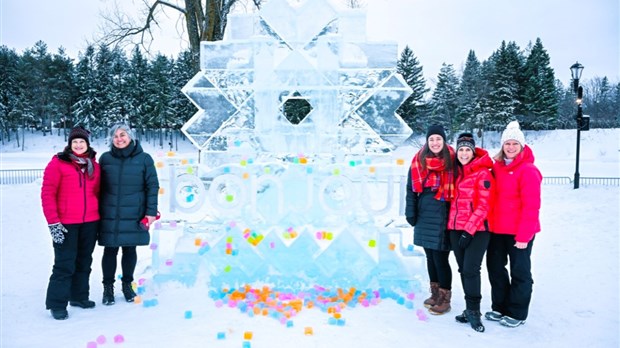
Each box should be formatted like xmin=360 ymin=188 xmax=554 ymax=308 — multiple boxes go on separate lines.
xmin=150 ymin=155 xmax=426 ymax=299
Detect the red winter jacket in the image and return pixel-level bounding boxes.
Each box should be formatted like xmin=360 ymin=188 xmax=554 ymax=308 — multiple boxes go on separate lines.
xmin=41 ymin=152 xmax=101 ymax=225
xmin=447 ymin=148 xmax=494 ymax=235
xmin=489 ymin=145 xmax=542 ymax=243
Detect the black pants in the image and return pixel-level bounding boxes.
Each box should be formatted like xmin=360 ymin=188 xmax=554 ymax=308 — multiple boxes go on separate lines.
xmin=102 ymin=246 xmax=137 ymax=285
xmin=486 ymin=233 xmax=535 ymax=320
xmin=45 ymin=221 xmax=98 ymax=310
xmin=450 ymin=230 xmax=490 ymax=311
xmin=423 ymin=248 xmax=452 ymax=290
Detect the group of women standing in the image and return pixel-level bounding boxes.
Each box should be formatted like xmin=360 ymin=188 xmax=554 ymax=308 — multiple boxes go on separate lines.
xmin=406 ymin=121 xmax=542 ymax=333
xmin=41 ymin=123 xmax=159 ymax=320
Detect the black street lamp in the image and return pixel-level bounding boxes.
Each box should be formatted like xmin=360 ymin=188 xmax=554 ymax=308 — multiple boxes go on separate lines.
xmin=570 ymin=62 xmax=584 ymax=189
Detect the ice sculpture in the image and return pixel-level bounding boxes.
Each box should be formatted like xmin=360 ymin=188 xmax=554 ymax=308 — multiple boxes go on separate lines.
xmin=151 ymin=0 xmax=425 ymax=306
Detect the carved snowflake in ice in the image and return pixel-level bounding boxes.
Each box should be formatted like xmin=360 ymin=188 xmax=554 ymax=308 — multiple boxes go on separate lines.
xmin=181 ymin=0 xmax=412 ymax=155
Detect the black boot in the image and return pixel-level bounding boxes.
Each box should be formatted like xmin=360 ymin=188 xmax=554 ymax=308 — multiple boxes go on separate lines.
xmin=465 ymin=309 xmax=485 ymax=332
xmin=102 ymin=284 xmax=115 ymax=306
xmin=122 ymin=282 xmax=136 ymax=302
xmin=50 ymin=308 xmax=69 ymax=320
xmin=456 ymin=310 xmax=485 ymax=332
xmin=69 ymin=300 xmax=96 ymax=309
xmin=455 ymin=310 xmax=468 ymax=323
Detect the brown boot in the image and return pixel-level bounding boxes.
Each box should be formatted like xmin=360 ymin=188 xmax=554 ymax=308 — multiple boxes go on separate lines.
xmin=423 ymin=282 xmax=440 ymax=308
xmin=429 ymin=288 xmax=451 ymax=315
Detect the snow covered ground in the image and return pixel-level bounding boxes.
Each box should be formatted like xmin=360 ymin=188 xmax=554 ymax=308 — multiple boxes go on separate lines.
xmin=1 ymin=129 xmax=619 ymax=348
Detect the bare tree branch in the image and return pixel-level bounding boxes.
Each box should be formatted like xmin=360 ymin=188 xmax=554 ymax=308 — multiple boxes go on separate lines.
xmin=98 ymin=0 xmax=261 ymax=71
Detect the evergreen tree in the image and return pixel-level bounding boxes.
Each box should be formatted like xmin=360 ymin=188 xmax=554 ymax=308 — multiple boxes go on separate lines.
xmin=396 ymin=45 xmax=429 ymax=133
xmin=145 ymin=54 xmax=175 ymax=148
xmin=73 ymin=45 xmax=100 ymax=131
xmin=555 ymin=80 xmax=575 ymax=129
xmin=171 ymin=49 xmax=199 ymax=129
xmin=485 ymin=41 xmax=522 ymax=130
xmin=455 ymin=50 xmax=483 ymax=133
xmin=0 ymin=46 xmax=21 ymax=143
xmin=47 ymin=48 xmax=77 ymax=137
xmin=105 ymin=47 xmax=130 ymax=127
xmin=612 ymin=83 xmax=620 ymax=127
xmin=521 ymin=38 xmax=558 ymax=129
xmin=125 ymin=46 xmax=150 ymax=131
xmin=428 ymin=63 xmax=459 ymax=139
xmin=19 ymin=41 xmax=54 ymax=135
xmin=584 ymin=76 xmax=616 ymax=127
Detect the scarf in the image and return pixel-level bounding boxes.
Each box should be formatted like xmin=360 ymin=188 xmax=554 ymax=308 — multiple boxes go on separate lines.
xmin=69 ymin=152 xmax=94 ymax=178
xmin=410 ymin=147 xmax=456 ymax=201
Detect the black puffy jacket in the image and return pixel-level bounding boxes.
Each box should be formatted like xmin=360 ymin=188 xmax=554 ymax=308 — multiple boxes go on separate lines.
xmin=405 ymin=169 xmax=450 ymax=251
xmin=98 ymin=140 xmax=159 ymax=247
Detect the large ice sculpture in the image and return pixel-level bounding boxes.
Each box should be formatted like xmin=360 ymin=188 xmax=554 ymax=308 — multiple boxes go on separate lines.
xmin=181 ymin=0 xmax=412 ymax=155
xmin=153 ymin=0 xmax=424 ymax=301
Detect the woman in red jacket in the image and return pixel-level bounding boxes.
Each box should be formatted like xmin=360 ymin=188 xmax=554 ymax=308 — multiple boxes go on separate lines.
xmin=41 ymin=126 xmax=100 ymax=320
xmin=485 ymin=121 xmax=542 ymax=328
xmin=447 ymin=133 xmax=494 ymax=333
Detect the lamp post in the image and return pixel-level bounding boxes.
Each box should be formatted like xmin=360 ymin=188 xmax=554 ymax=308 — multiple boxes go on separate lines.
xmin=570 ymin=62 xmax=584 ymax=189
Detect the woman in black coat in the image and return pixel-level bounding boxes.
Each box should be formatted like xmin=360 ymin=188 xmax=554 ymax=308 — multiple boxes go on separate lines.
xmin=405 ymin=125 xmax=456 ymax=315
xmin=99 ymin=123 xmax=159 ymax=305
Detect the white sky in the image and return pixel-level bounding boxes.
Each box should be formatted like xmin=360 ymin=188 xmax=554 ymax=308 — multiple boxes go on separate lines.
xmin=1 ymin=0 xmax=619 ymax=84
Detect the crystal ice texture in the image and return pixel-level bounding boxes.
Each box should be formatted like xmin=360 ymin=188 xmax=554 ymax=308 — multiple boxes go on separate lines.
xmin=155 ymin=0 xmax=423 ymax=294
xmin=181 ymin=0 xmax=412 ymax=154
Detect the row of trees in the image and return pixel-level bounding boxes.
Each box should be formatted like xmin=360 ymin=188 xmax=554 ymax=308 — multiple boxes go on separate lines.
xmin=1 ymin=37 xmax=619 ymax=149
xmin=397 ymin=38 xmax=620 ymax=140
xmin=0 ymin=41 xmax=195 ymax=148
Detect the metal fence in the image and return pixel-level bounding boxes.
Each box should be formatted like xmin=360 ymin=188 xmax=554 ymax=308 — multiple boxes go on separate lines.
xmin=542 ymin=176 xmax=620 ymax=186
xmin=0 ymin=169 xmax=44 ymax=185
xmin=0 ymin=169 xmax=618 ymax=187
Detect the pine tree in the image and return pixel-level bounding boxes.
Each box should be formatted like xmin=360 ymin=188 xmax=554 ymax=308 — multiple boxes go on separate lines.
xmin=73 ymin=45 xmax=100 ymax=131
xmin=125 ymin=46 xmax=150 ymax=131
xmin=455 ymin=50 xmax=483 ymax=133
xmin=485 ymin=41 xmax=522 ymax=130
xmin=105 ymin=48 xmax=130 ymax=127
xmin=169 ymin=49 xmax=198 ymax=150
xmin=584 ymin=76 xmax=617 ymax=128
xmin=555 ymin=81 xmax=575 ymax=129
xmin=428 ymin=63 xmax=459 ymax=140
xmin=612 ymin=83 xmax=620 ymax=127
xmin=145 ymin=54 xmax=175 ymax=148
xmin=521 ymin=38 xmax=558 ymax=129
xmin=396 ymin=45 xmax=429 ymax=134
xmin=47 ymin=48 xmax=77 ymax=137
xmin=0 ymin=46 xmax=21 ymax=144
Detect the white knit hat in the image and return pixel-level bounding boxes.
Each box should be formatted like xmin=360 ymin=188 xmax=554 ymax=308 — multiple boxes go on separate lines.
xmin=501 ymin=120 xmax=525 ymax=146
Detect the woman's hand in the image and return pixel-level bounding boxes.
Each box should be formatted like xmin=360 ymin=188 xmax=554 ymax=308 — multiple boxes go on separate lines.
xmin=145 ymin=215 xmax=157 ymax=227
xmin=514 ymin=241 xmax=528 ymax=249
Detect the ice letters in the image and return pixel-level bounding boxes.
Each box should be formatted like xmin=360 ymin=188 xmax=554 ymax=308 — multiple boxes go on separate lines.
xmin=153 ymin=0 xmax=425 ymax=298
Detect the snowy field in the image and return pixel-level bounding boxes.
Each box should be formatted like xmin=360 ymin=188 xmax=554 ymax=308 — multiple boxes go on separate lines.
xmin=1 ymin=129 xmax=619 ymax=348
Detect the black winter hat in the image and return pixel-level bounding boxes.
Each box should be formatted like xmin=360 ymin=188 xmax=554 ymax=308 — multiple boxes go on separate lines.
xmin=426 ymin=125 xmax=446 ymax=141
xmin=456 ymin=132 xmax=475 ymax=152
xmin=68 ymin=126 xmax=91 ymax=146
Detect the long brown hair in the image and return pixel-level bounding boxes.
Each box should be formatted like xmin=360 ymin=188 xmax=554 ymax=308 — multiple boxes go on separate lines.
xmin=419 ymin=142 xmax=453 ymax=172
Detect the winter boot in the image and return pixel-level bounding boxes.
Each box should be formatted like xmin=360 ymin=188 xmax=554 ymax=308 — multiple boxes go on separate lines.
xmin=455 ymin=310 xmax=485 ymax=332
xmin=423 ymin=282 xmax=440 ymax=308
xmin=122 ymin=281 xmax=136 ymax=302
xmin=102 ymin=284 xmax=115 ymax=306
xmin=50 ymin=308 xmax=69 ymax=320
xmin=69 ymin=300 xmax=96 ymax=309
xmin=429 ymin=288 xmax=451 ymax=315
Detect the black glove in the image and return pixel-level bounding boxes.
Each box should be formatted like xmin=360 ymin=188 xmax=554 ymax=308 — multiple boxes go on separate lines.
xmin=406 ymin=216 xmax=416 ymax=227
xmin=49 ymin=223 xmax=68 ymax=244
xmin=458 ymin=232 xmax=473 ymax=249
